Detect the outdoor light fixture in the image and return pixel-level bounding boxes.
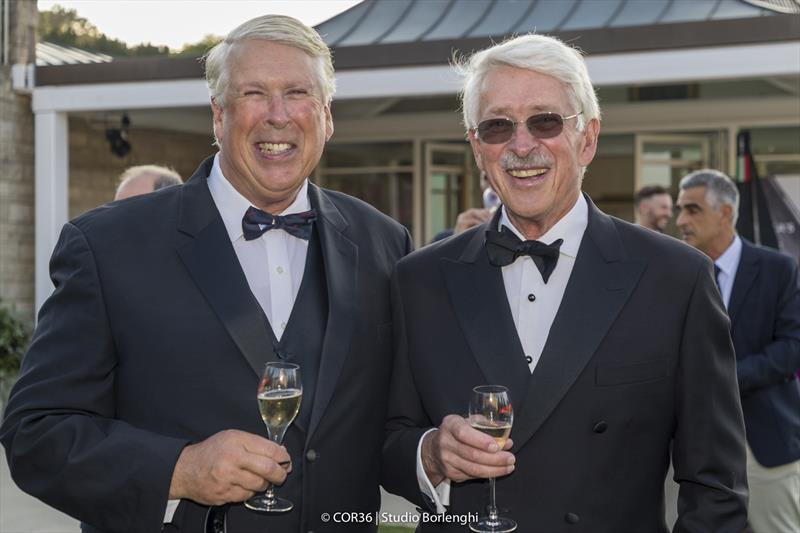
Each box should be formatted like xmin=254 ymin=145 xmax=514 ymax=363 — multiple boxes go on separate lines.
xmin=106 ymin=113 xmax=131 ymax=158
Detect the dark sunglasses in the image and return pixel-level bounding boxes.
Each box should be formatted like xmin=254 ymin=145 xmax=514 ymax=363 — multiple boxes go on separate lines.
xmin=474 ymin=111 xmax=582 ymax=144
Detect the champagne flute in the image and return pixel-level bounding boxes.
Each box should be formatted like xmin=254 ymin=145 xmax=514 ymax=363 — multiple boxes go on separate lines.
xmin=244 ymin=362 xmax=302 ymax=513
xmin=468 ymin=385 xmax=516 ymax=533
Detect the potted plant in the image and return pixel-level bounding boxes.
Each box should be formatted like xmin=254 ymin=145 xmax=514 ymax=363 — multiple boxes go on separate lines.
xmin=0 ymin=302 xmax=29 ymax=410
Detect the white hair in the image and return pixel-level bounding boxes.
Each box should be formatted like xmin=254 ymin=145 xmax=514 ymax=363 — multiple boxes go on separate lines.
xmin=204 ymin=14 xmax=336 ymax=108
xmin=454 ymin=33 xmax=601 ymax=132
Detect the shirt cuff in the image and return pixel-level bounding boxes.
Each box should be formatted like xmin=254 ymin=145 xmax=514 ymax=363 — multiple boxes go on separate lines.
xmin=416 ymin=428 xmax=451 ymax=514
xmin=164 ymin=499 xmax=180 ymax=523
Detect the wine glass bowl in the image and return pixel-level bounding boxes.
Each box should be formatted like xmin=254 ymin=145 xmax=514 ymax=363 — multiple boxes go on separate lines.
xmin=468 ymin=385 xmax=516 ymax=533
xmin=245 ymin=362 xmax=302 ymax=513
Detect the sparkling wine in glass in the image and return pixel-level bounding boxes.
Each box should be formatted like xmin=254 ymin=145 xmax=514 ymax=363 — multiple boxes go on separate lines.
xmin=245 ymin=362 xmax=302 ymax=513
xmin=468 ymin=385 xmax=516 ymax=533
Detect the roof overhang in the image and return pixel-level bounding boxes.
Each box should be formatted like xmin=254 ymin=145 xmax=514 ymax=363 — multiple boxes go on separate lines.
xmin=32 ymin=40 xmax=800 ymax=113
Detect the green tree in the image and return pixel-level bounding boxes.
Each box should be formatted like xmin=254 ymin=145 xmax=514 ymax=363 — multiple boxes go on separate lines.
xmin=39 ymin=5 xmax=220 ymax=58
xmin=174 ymin=34 xmax=223 ymax=58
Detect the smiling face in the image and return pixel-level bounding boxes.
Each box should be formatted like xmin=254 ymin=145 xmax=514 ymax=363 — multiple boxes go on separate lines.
xmin=639 ymin=193 xmax=674 ymax=233
xmin=468 ymin=66 xmax=599 ymax=239
xmin=212 ymin=39 xmax=333 ymax=213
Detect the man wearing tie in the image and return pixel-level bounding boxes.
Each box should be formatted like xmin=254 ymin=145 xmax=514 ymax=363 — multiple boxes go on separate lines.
xmin=676 ymin=169 xmax=800 ymax=533
xmin=1 ymin=15 xmax=411 ymax=533
xmin=382 ymin=35 xmax=748 ymax=532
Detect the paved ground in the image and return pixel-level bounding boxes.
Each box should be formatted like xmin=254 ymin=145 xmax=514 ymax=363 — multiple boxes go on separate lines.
xmin=1 ymin=457 xmax=416 ymax=532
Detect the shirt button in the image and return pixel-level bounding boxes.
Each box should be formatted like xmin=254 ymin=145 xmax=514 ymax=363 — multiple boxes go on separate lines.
xmin=527 ymin=293 xmax=536 ymax=302
xmin=526 ymin=355 xmax=533 ymax=364
xmin=281 ymin=322 xmax=287 ymax=330
xmin=276 ymin=266 xmax=284 ymax=274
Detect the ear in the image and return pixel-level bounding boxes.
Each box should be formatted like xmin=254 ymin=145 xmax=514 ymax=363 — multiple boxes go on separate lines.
xmin=720 ymin=202 xmax=734 ymax=222
xmin=468 ymin=130 xmax=485 ymax=172
xmin=324 ymin=103 xmax=334 ymax=142
xmin=211 ymin=97 xmax=224 ymax=145
xmin=577 ymin=118 xmax=600 ymax=167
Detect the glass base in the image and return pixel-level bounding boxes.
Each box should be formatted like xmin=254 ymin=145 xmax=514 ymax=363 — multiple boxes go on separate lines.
xmin=244 ymin=492 xmax=293 ymax=513
xmin=469 ymin=516 xmax=517 ymax=533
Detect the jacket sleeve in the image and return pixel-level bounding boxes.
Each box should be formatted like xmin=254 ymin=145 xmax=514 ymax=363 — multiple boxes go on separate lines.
xmin=381 ymin=264 xmax=436 ymax=511
xmin=0 ymin=223 xmax=189 ymax=533
xmin=736 ymin=255 xmax=800 ymax=393
xmin=672 ymin=260 xmax=749 ymax=532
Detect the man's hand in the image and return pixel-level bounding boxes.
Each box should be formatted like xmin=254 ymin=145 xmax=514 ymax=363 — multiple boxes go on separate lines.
xmin=169 ymin=429 xmax=291 ymax=505
xmin=421 ymin=415 xmax=514 ymax=487
xmin=454 ymin=208 xmax=492 ymax=235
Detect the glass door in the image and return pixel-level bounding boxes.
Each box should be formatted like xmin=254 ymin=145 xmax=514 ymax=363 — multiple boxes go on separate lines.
xmin=424 ymin=142 xmax=477 ymax=243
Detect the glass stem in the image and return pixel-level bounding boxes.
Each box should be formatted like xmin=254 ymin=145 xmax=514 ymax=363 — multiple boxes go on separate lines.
xmin=487 ymin=477 xmax=498 ymax=521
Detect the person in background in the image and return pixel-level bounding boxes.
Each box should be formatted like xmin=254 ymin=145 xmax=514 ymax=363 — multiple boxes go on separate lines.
xmin=382 ymin=33 xmax=748 ymax=533
xmin=1 ymin=14 xmax=411 ymax=533
xmin=431 ymin=172 xmax=498 ymax=242
xmin=677 ymin=168 xmax=800 ymax=533
xmin=634 ymin=184 xmax=673 ymax=233
xmin=114 ymin=164 xmax=183 ymax=200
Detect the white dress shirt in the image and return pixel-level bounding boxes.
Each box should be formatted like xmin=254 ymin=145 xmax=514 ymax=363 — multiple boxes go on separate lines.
xmin=714 ymin=234 xmax=742 ymax=310
xmin=165 ymin=153 xmax=311 ymax=522
xmin=416 ymin=195 xmax=589 ymax=513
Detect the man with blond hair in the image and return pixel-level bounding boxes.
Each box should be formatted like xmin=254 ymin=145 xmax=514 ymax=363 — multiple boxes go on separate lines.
xmin=114 ymin=164 xmax=182 ymax=200
xmin=382 ymin=34 xmax=747 ymax=532
xmin=2 ymin=14 xmax=411 ymax=533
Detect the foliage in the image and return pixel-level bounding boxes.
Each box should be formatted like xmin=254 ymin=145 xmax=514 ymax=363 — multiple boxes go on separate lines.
xmin=0 ymin=302 xmax=28 ymax=377
xmin=38 ymin=5 xmax=221 ymax=58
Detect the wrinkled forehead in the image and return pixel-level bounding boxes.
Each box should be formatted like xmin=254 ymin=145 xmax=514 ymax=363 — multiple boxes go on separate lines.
xmin=478 ymin=65 xmax=573 ymax=118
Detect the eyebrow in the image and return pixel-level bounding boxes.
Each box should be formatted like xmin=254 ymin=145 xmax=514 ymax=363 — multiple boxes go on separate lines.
xmin=676 ymin=202 xmax=702 ymax=210
xmin=483 ymin=104 xmax=558 ymax=117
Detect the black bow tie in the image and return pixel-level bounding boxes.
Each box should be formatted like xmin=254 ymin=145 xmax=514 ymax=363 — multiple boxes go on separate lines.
xmin=485 ymin=226 xmax=563 ymax=283
xmin=242 ymin=206 xmax=316 ymax=241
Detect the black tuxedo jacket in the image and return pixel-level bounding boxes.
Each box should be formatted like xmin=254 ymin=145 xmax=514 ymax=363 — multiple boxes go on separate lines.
xmin=382 ymin=195 xmax=748 ymax=533
xmin=0 ymin=156 xmax=411 ymax=533
xmin=729 ymin=239 xmax=800 ymax=468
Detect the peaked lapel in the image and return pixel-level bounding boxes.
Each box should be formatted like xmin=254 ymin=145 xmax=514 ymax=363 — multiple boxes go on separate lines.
xmin=511 ymin=195 xmax=646 ymax=448
xmin=305 ymin=184 xmax=358 ymax=442
xmin=441 ymin=210 xmax=536 ymax=410
xmin=728 ymin=239 xmax=760 ymax=328
xmin=175 ymin=156 xmax=274 ymax=378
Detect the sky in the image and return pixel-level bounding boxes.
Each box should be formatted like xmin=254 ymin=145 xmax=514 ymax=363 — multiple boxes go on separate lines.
xmin=36 ymin=0 xmax=362 ymax=50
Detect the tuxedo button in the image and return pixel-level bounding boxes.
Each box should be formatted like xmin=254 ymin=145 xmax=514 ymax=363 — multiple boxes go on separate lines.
xmin=305 ymin=449 xmax=318 ymax=462
xmin=527 ymin=293 xmax=536 ymax=302
xmin=565 ymin=512 xmax=580 ymax=524
xmin=593 ymin=421 xmax=608 ymax=433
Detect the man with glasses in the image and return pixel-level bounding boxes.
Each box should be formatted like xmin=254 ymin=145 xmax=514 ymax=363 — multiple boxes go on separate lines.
xmin=382 ymin=34 xmax=748 ymax=532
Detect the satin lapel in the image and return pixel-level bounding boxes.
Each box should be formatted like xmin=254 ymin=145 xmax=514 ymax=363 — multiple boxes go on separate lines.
xmin=511 ymin=197 xmax=646 ymax=448
xmin=175 ymin=157 xmax=274 ymax=378
xmin=442 ymin=220 xmax=531 ymax=410
xmin=728 ymin=240 xmax=760 ymax=328
xmin=305 ymin=184 xmax=358 ymax=441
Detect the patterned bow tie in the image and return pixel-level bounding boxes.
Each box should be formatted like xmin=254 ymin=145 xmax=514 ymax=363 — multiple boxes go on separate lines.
xmin=485 ymin=226 xmax=563 ymax=283
xmin=242 ymin=206 xmax=317 ymax=241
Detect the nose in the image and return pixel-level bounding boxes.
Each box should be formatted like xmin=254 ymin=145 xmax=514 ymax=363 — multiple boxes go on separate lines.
xmin=264 ymin=95 xmax=290 ymax=128
xmin=675 ymin=210 xmax=687 ymax=228
xmin=507 ymin=121 xmax=540 ymax=157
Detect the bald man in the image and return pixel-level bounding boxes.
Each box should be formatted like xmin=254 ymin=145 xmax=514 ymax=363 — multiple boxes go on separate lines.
xmin=114 ymin=165 xmax=182 ymax=200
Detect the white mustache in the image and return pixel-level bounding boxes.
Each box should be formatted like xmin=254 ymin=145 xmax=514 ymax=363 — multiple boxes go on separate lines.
xmin=500 ymin=152 xmax=552 ymax=169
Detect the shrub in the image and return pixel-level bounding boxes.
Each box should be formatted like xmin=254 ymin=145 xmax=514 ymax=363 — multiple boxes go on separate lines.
xmin=0 ymin=302 xmax=29 ymax=378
